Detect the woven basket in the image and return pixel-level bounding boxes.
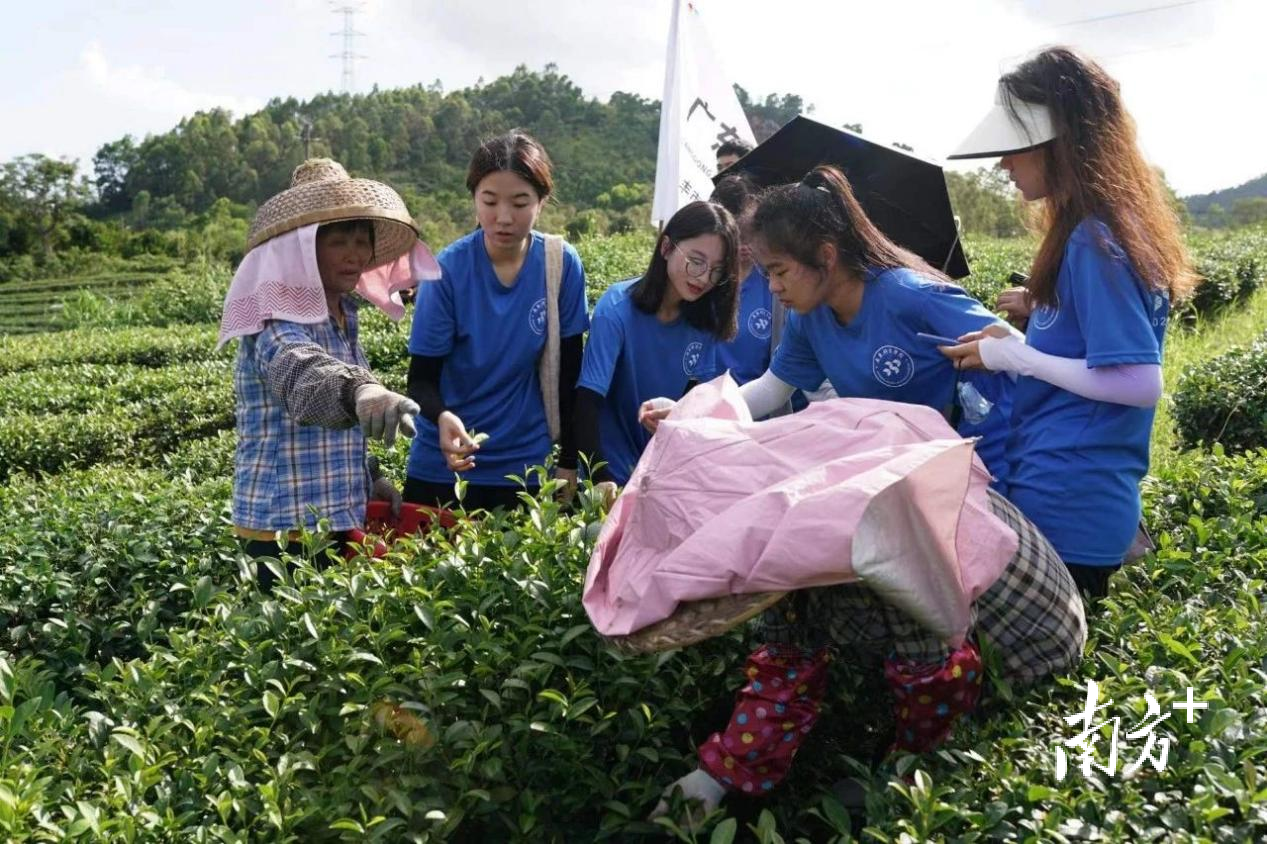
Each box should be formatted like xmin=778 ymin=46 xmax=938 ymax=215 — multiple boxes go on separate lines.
xmin=605 ymin=590 xmax=788 ymax=655
xmin=247 ymin=159 xmax=418 ymax=268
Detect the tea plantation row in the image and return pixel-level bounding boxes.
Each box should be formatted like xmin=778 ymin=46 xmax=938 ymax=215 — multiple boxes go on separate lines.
xmin=1 ymin=432 xmax=1265 ymax=841
xmin=0 ymin=227 xmax=1265 ymax=841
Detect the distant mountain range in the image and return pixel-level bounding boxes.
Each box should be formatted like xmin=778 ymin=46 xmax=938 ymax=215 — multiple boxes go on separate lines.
xmin=1185 ymin=173 xmax=1267 ymax=215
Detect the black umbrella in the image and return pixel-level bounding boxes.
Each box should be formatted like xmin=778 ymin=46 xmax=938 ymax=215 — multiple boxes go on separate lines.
xmin=717 ymin=115 xmax=970 ymax=279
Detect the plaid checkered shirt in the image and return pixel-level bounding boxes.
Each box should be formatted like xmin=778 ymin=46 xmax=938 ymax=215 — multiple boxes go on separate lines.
xmin=232 ymin=296 xmax=379 ymax=533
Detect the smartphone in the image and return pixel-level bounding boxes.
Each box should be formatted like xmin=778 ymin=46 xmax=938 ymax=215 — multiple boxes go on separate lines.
xmin=916 ymin=332 xmax=962 ymax=346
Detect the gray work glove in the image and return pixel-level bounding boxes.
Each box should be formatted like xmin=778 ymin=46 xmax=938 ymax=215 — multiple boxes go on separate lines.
xmin=353 ymin=384 xmax=419 ymax=447
xmin=370 ymin=476 xmax=403 ymax=519
xmin=649 ymin=768 xmax=726 ymax=827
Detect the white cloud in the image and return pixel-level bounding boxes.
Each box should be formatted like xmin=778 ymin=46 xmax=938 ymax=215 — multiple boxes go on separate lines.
xmin=79 ymin=41 xmax=263 ymax=121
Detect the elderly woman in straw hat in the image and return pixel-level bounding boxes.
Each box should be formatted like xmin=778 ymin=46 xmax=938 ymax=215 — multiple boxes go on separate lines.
xmin=217 ymin=158 xmax=440 ymax=592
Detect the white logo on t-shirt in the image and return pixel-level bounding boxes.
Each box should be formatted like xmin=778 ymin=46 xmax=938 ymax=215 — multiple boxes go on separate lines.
xmin=1031 ymin=293 xmax=1060 ymax=331
xmin=872 ymin=345 xmax=915 ymax=388
xmin=1151 ymin=291 xmax=1169 ymax=330
xmin=683 ymin=341 xmax=704 ymax=376
xmin=748 ymin=308 xmax=772 ymax=340
xmin=529 ymin=298 xmax=547 ymax=335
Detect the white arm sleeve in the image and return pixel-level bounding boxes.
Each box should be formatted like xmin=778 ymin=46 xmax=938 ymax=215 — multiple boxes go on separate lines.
xmin=978 ymin=336 xmax=1162 ymax=408
xmin=739 ymin=369 xmax=798 ymax=419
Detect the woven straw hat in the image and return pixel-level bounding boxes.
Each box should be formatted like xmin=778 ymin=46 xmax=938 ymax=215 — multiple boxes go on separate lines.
xmin=605 ymin=590 xmax=788 ymax=655
xmin=247 ymin=158 xmax=418 ymax=268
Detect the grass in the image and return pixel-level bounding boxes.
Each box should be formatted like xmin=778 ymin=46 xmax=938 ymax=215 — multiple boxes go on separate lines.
xmin=1153 ymin=284 xmax=1267 ymax=468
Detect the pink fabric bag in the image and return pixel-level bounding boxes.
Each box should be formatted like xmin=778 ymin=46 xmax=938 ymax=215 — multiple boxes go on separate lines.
xmin=583 ymin=376 xmax=1019 ymax=646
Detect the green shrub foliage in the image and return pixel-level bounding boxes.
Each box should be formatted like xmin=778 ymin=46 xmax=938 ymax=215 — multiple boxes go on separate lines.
xmin=1173 ymin=335 xmax=1267 ymax=452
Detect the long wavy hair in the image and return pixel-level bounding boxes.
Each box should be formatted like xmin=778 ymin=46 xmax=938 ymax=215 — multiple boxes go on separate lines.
xmin=631 ymin=201 xmax=739 ymax=340
xmin=751 ymin=165 xmax=946 ymax=282
xmin=1001 ymin=47 xmax=1197 ymax=306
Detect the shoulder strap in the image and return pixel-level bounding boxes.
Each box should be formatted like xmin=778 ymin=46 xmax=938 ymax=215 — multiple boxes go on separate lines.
xmin=539 ymin=235 xmax=565 ymax=441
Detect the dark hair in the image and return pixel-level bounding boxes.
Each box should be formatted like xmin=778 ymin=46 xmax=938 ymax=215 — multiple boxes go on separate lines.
xmin=716 ymin=140 xmax=754 ymax=161
xmin=317 ymin=218 xmax=376 ymax=252
xmin=709 ymin=172 xmax=760 ymax=223
xmin=751 ymin=165 xmax=944 ymax=282
xmin=465 ymin=129 xmax=554 ymax=200
xmin=630 ymin=201 xmax=739 ymax=340
xmin=999 ymin=47 xmax=1195 ymax=305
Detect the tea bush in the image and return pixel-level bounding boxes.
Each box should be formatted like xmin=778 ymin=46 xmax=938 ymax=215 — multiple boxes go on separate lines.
xmin=0 ymin=324 xmax=222 ymax=375
xmin=50 ymin=261 xmax=233 ymax=331
xmin=1182 ymin=228 xmax=1267 ymax=320
xmin=1172 ymin=334 xmax=1267 ymax=452
xmin=0 ymin=466 xmax=238 ymax=688
xmin=0 ymin=377 xmax=234 ymax=479
xmin=0 ymin=449 xmax=1264 ymax=840
xmin=0 ymin=360 xmax=231 ymax=417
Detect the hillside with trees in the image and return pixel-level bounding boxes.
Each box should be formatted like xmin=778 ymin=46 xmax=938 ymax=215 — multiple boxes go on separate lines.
xmin=1186 ymin=172 xmax=1267 ymax=228
xmin=2 ymin=63 xmax=1233 ymax=283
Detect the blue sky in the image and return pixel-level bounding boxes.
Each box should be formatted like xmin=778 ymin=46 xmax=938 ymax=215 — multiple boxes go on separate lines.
xmin=6 ymin=0 xmax=1263 ymax=196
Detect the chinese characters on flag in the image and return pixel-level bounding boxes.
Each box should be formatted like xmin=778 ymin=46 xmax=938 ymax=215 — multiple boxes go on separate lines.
xmin=651 ymin=0 xmax=757 ymax=226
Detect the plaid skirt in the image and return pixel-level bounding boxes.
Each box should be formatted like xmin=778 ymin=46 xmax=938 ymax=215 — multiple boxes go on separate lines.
xmin=760 ymin=489 xmax=1087 ymax=683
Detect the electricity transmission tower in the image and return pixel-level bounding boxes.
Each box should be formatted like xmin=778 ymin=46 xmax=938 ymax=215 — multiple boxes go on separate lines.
xmin=330 ymin=3 xmax=366 ymax=93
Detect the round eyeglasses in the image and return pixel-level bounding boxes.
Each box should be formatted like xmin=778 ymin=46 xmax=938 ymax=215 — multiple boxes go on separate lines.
xmin=671 ymin=242 xmax=730 ymax=287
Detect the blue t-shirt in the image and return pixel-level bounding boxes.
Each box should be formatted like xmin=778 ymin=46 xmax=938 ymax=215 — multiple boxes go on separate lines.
xmin=718 ymin=268 xmax=773 ymax=385
xmin=770 ymin=266 xmax=1014 ymax=485
xmin=578 ymin=279 xmax=721 ymax=485
xmin=1005 ymin=219 xmax=1168 ymax=566
xmin=406 ymin=229 xmax=590 ymax=486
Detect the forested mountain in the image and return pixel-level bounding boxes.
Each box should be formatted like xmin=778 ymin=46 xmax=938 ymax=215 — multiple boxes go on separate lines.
xmin=88 ymin=66 xmax=806 ymax=243
xmin=1186 ymin=173 xmax=1267 ymax=228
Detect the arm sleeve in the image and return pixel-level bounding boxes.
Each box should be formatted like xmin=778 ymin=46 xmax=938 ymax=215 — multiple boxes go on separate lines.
xmin=769 ymin=313 xmax=828 ymax=393
xmin=577 ymin=297 xmax=623 ymax=398
xmin=1068 ymin=228 xmax=1165 ymax=367
xmin=739 ymin=369 xmax=798 ymax=420
xmin=573 ymin=386 xmax=613 ymax=483
xmin=696 ymin=645 xmax=830 ymax=794
xmin=914 ymin=278 xmax=1007 ymax=338
xmin=406 ymin=354 xmax=446 ymax=424
xmin=254 ymin=321 xmax=377 ymax=429
xmin=408 ymin=270 xmax=457 ymax=357
xmin=556 ymin=334 xmax=584 ymax=471
xmin=979 ymin=336 xmax=1163 ymax=407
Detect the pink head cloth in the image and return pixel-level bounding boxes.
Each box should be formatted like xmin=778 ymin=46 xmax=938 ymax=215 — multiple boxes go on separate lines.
xmin=216 ymin=224 xmax=442 ymax=348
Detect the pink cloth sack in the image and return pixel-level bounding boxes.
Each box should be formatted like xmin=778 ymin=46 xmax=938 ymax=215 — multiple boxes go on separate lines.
xmin=583 ymin=376 xmax=1020 ymax=646
xmin=217 ymin=225 xmax=441 ymax=348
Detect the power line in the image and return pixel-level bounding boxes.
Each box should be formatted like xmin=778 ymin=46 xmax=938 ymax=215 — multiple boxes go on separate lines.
xmin=1099 ymin=39 xmax=1197 ymax=60
xmin=330 ymin=3 xmax=366 ymax=93
xmin=1049 ymin=0 xmax=1215 ymax=29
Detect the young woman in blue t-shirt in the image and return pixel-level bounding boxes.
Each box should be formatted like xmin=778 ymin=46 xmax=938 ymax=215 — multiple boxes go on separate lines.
xmin=709 ymin=173 xmax=777 ymax=387
xmin=404 ymin=131 xmax=590 ymax=511
xmin=641 ymin=165 xmax=1016 ymax=486
xmin=575 ymin=201 xmax=740 ymax=487
xmin=940 ymin=47 xmax=1198 ymax=598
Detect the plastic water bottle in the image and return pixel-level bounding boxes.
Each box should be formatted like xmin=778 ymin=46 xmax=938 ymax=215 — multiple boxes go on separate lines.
xmin=957 ymin=381 xmax=994 ymax=425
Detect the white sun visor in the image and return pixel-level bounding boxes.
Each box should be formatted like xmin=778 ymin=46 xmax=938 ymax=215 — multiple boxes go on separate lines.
xmin=948 ymin=82 xmax=1056 ymax=160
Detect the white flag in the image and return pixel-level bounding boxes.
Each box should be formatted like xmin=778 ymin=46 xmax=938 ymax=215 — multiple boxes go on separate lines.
xmin=651 ymin=0 xmax=757 ymax=227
